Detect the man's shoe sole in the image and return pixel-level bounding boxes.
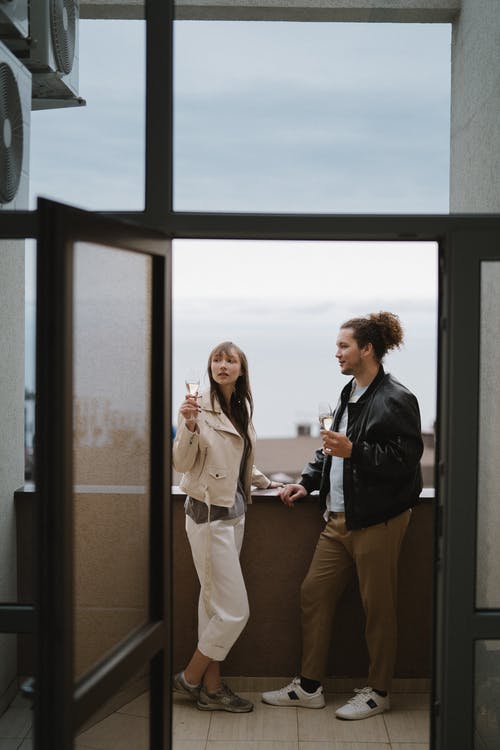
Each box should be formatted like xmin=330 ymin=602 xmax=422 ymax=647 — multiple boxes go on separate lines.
xmin=197 ymin=700 xmax=253 ymax=713
xmin=261 ymin=698 xmax=325 ymax=709
xmin=335 ymin=706 xmax=387 ymax=720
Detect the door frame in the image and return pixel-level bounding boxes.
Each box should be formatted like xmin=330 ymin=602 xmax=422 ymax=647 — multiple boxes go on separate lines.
xmin=34 ymin=197 xmax=171 ymax=749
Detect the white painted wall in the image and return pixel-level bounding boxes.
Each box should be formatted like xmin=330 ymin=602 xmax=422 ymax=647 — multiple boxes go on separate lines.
xmin=0 ymin=241 xmax=25 ymax=705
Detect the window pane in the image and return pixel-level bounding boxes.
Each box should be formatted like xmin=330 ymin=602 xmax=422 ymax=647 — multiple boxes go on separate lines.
xmin=475 ymin=641 xmax=500 ymax=750
xmin=73 ymin=242 xmax=151 ymax=680
xmin=476 ymin=262 xmax=500 ymax=609
xmin=174 ymin=21 xmax=450 ymax=213
xmin=30 ymin=17 xmax=145 ymax=211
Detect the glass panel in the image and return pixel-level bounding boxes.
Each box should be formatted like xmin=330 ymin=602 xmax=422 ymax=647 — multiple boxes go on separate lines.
xmin=475 ymin=641 xmax=500 ymax=750
xmin=476 ymin=262 xmax=500 ymax=609
xmin=76 ymin=667 xmax=149 ymax=749
xmin=30 ymin=16 xmax=145 ymax=211
xmin=173 ymin=21 xmax=450 ymax=213
xmin=73 ymin=242 xmax=151 ymax=680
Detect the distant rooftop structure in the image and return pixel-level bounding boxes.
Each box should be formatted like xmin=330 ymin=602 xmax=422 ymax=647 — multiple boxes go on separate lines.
xmin=172 ymin=430 xmax=435 ymax=486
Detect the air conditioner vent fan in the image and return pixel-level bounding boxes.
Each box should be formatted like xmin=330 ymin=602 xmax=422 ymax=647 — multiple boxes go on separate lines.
xmin=0 ymin=60 xmax=23 ymax=204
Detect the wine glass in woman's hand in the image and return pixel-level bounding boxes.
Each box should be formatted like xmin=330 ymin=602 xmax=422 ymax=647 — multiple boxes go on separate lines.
xmin=185 ymin=369 xmax=200 ymax=397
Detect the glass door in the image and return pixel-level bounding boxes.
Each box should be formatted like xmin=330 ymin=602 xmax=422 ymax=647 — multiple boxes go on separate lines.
xmin=433 ymin=222 xmax=500 ymax=749
xmin=34 ymin=198 xmax=171 ymax=749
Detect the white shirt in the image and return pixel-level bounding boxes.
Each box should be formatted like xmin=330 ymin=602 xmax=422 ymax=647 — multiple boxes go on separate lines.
xmin=327 ymin=381 xmax=368 ymax=513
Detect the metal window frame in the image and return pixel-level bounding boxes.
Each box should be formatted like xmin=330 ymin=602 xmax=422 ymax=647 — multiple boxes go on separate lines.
xmin=432 ymin=226 xmax=500 ymax=749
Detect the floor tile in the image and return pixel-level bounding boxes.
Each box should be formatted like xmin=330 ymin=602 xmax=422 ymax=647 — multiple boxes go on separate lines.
xmin=172 ymin=741 xmax=207 ymax=750
xmin=390 ymin=744 xmax=429 ymax=750
xmin=384 ymin=710 xmax=430 ymax=743
xmin=298 ymin=701 xmax=389 ymax=743
xmin=117 ymin=691 xmax=149 ymax=718
xmin=0 ymin=708 xmax=32 ymax=739
xmin=299 ymin=743 xmax=390 ymax=750
xmin=0 ymin=740 xmax=28 ymax=750
xmin=208 ymin=693 xmax=298 ymax=742
xmin=390 ymin=693 xmax=431 ymax=711
xmin=173 ymin=699 xmax=211 ymax=740
xmin=75 ymin=712 xmax=148 ymax=750
xmin=208 ymin=742 xmax=298 ymax=750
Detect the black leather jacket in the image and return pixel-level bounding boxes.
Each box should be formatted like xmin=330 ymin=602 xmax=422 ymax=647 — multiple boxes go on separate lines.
xmin=300 ymin=367 xmax=424 ymax=530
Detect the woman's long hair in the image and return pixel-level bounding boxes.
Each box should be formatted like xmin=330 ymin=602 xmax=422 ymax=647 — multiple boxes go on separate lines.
xmin=207 ymin=341 xmax=253 ymax=439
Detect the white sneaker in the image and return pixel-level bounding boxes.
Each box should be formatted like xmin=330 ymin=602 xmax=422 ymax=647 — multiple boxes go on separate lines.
xmin=262 ymin=678 xmax=325 ymax=708
xmin=335 ymin=687 xmax=390 ymax=720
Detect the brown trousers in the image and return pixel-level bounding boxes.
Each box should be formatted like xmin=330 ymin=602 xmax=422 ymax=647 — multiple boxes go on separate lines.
xmin=300 ymin=509 xmax=411 ymax=693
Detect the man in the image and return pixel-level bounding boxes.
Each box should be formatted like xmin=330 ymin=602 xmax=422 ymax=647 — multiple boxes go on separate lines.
xmin=262 ymin=312 xmax=423 ymax=720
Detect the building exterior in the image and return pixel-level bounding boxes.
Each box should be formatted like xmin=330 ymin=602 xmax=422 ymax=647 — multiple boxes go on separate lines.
xmin=0 ymin=1 xmax=498 ymax=747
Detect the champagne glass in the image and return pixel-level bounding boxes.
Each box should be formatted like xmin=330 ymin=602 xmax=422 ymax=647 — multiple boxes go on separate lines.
xmin=318 ymin=402 xmax=333 ymax=456
xmin=318 ymin=402 xmax=333 ymax=431
xmin=185 ymin=369 xmax=200 ymax=397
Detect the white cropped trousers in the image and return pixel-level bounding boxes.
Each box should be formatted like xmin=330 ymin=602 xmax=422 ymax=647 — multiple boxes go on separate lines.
xmin=185 ymin=513 xmax=249 ymax=662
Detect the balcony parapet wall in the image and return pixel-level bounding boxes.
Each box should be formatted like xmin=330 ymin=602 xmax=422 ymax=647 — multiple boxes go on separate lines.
xmin=173 ymin=486 xmax=434 ymax=679
xmin=15 ymin=485 xmax=434 ymax=680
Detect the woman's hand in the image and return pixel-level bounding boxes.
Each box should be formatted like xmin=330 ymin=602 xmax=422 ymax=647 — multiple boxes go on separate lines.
xmin=278 ymin=483 xmax=307 ymax=507
xmin=180 ymin=394 xmax=200 ymax=432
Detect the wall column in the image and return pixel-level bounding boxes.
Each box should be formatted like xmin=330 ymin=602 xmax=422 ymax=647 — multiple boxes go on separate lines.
xmin=0 ymin=242 xmax=25 ymax=708
xmin=450 ymin=0 xmax=500 ymax=212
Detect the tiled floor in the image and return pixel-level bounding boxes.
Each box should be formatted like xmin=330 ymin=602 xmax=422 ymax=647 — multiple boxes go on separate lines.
xmin=0 ymin=687 xmax=430 ymax=749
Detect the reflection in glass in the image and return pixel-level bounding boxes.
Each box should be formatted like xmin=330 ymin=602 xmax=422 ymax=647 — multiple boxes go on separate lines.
xmin=475 ymin=641 xmax=500 ymax=750
xmin=476 ymin=262 xmax=500 ymax=609
xmin=73 ymin=243 xmax=151 ymax=680
xmin=174 ymin=21 xmax=450 ymax=213
xmin=76 ymin=667 xmax=149 ymax=749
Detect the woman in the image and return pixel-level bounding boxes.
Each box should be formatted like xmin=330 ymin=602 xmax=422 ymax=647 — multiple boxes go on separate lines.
xmin=173 ymin=341 xmax=281 ymax=713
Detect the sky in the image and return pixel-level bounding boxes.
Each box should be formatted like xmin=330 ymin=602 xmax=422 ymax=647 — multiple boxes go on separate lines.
xmin=26 ymin=17 xmax=450 ymax=438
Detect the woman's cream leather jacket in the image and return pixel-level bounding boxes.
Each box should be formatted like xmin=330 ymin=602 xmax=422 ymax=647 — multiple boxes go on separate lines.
xmin=173 ymin=391 xmax=270 ymax=507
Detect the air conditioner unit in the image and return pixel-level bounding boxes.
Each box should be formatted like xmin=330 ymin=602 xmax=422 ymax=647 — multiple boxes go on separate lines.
xmin=0 ymin=0 xmax=28 ymax=40
xmin=0 ymin=40 xmax=30 ymax=210
xmin=12 ymin=0 xmax=84 ymax=109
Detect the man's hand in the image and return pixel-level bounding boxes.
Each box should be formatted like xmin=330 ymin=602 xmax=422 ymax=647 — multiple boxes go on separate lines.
xmin=278 ymin=483 xmax=307 ymax=507
xmin=320 ymin=430 xmax=353 ymax=458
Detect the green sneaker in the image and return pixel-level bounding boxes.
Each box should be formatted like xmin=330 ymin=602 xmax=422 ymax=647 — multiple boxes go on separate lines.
xmin=197 ymin=682 xmax=253 ymax=713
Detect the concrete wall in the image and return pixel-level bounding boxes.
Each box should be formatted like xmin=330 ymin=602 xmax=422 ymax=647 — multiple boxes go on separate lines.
xmin=81 ymin=0 xmax=460 ymax=22
xmin=173 ymin=491 xmax=434 ymax=682
xmin=16 ymin=487 xmax=434 ymax=682
xmin=0 ymin=241 xmax=24 ymax=708
xmin=450 ymin=0 xmax=500 ymax=212
xmin=476 ymin=262 xmax=500 ymax=607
